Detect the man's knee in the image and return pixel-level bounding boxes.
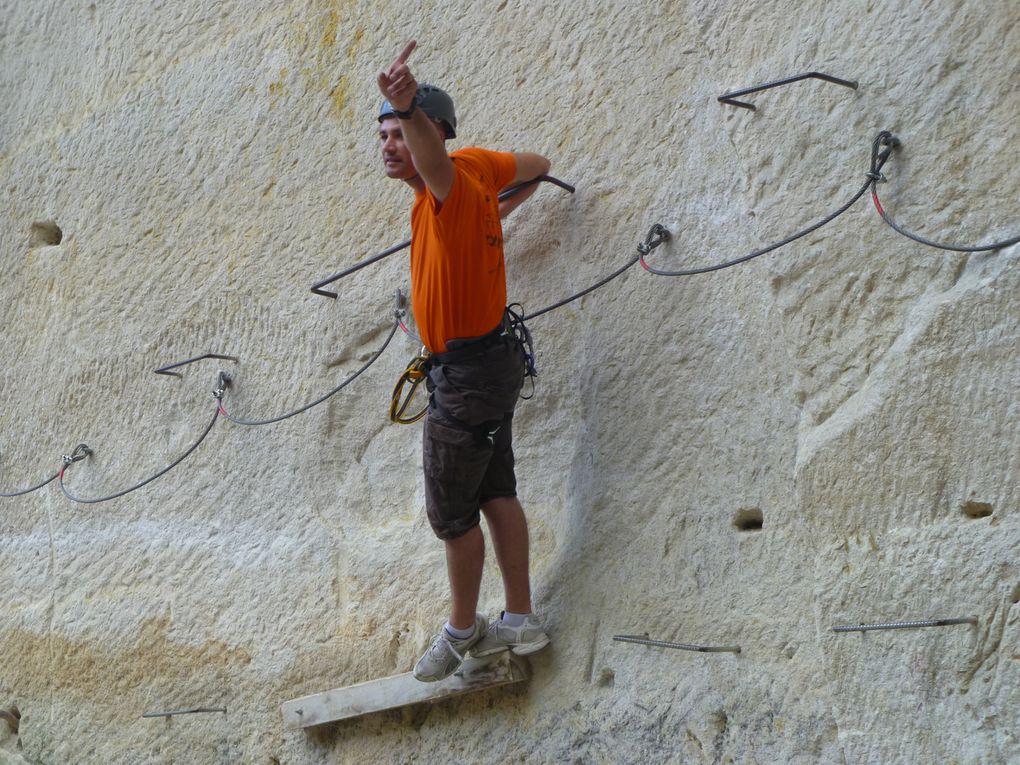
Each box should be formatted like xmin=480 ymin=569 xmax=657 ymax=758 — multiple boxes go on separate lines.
xmin=429 ymin=510 xmax=481 ymax=541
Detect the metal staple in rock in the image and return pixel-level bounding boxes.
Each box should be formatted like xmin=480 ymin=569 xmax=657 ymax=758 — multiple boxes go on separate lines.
xmin=613 ymin=634 xmax=742 ymax=654
xmin=832 ymin=617 xmax=978 ymax=633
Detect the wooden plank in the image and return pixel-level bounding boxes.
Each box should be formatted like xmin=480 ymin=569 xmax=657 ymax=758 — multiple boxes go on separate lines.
xmin=281 ymin=653 xmax=529 ymax=729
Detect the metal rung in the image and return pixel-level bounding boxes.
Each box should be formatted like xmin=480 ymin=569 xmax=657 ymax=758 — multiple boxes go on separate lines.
xmin=718 ymin=71 xmax=858 ymax=110
xmin=142 ymin=707 xmax=226 ymax=719
xmin=155 ymin=353 xmax=237 ymax=378
xmin=832 ymin=617 xmax=977 ymax=633
xmin=613 ymin=634 xmax=741 ymax=654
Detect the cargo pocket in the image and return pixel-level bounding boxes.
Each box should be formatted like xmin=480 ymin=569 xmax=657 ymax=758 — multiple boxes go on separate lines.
xmin=423 ymin=417 xmax=493 ymax=495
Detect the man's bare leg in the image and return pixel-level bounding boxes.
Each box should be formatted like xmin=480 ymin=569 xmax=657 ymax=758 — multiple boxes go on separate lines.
xmin=444 ymin=525 xmax=485 ymax=630
xmin=480 ymin=496 xmax=532 ymax=614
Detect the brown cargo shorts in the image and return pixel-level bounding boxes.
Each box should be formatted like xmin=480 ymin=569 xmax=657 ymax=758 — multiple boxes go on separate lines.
xmin=422 ymin=336 xmax=525 ymax=540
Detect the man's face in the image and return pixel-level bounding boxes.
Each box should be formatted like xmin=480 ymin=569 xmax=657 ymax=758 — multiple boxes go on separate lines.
xmin=379 ymin=118 xmax=416 ymax=180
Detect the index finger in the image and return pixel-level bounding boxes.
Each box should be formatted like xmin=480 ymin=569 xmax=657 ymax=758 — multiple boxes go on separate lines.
xmin=395 ymin=39 xmax=416 ymax=65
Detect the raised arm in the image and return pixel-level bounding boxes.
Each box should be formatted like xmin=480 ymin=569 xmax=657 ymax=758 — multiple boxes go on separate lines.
xmin=499 ymin=152 xmax=552 ymax=219
xmin=377 ymin=40 xmax=455 ymax=202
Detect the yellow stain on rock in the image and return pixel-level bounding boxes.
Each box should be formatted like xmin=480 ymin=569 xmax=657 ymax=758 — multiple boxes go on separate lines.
xmin=3 ymin=619 xmax=252 ymax=713
xmin=320 ymin=9 xmax=339 ymax=50
xmin=269 ymin=68 xmax=288 ymax=108
xmin=346 ymin=25 xmax=365 ymax=61
xmin=330 ymin=76 xmax=352 ymax=122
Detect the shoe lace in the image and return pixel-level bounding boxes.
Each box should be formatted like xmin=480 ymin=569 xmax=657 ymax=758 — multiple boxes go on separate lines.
xmin=430 ymin=633 xmax=465 ymax=663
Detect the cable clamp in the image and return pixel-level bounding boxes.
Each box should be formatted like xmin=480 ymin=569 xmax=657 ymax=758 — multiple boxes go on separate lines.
xmin=393 ymin=288 xmax=407 ymax=320
xmin=869 ymin=131 xmax=900 ymax=179
xmin=62 ymin=443 xmax=92 ymax=465
xmin=213 ymin=371 xmax=232 ymax=400
xmin=637 ymin=224 xmax=671 ymax=255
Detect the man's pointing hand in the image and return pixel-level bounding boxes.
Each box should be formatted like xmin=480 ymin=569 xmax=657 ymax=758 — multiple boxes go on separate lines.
xmin=377 ymin=40 xmax=418 ymax=112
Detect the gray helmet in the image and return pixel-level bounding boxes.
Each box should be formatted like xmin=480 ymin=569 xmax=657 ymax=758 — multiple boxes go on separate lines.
xmin=378 ymin=83 xmax=457 ymax=139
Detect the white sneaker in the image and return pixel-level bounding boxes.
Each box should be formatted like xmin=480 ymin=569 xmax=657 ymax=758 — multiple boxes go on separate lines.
xmin=412 ymin=614 xmax=487 ymax=682
xmin=471 ymin=612 xmax=550 ymax=657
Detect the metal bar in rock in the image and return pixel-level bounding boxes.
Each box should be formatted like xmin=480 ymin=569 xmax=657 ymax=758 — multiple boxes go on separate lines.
xmin=718 ymin=71 xmax=858 ymax=110
xmin=142 ymin=707 xmax=227 ymax=719
xmin=613 ymin=634 xmax=741 ymax=654
xmin=832 ymin=617 xmax=978 ymax=633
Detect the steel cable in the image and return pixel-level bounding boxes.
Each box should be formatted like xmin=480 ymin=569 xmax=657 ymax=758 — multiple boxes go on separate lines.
xmin=59 ymin=405 xmax=221 ymax=504
xmin=638 ymin=133 xmax=896 ymax=277
xmin=218 ymin=319 xmax=399 ymax=426
xmin=522 ymin=256 xmax=640 ymax=321
xmin=871 ymin=185 xmax=1020 ymax=253
xmin=311 ymin=176 xmax=575 ymax=298
xmin=525 ymin=133 xmax=899 ymax=319
xmin=0 ymin=471 xmax=60 ymax=498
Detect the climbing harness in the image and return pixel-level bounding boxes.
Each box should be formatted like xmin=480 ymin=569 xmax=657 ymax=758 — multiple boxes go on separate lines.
xmin=389 ymin=347 xmax=430 ymax=424
xmin=390 ymin=306 xmax=539 ymax=424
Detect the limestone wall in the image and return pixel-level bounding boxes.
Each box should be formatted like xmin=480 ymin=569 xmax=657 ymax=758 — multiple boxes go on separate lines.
xmin=2 ymin=1 xmax=1018 ymax=762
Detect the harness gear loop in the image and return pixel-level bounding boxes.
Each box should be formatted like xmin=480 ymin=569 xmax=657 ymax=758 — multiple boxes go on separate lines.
xmin=503 ymin=304 xmax=538 ymax=400
xmin=505 ymin=304 xmax=537 ymax=382
xmin=389 ymin=346 xmax=430 ymax=424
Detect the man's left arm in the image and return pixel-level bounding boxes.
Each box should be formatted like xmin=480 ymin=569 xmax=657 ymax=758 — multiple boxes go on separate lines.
xmin=498 ymin=152 xmax=551 ymax=219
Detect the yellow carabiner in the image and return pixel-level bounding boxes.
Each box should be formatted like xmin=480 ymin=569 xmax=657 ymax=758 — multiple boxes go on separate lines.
xmin=389 ymin=347 xmax=430 ymax=424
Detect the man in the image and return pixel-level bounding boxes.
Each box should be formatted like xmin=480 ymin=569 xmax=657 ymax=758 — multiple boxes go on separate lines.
xmin=376 ymin=41 xmax=552 ymax=682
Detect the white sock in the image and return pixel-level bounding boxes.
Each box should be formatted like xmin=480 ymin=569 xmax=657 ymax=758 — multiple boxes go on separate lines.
xmin=444 ymin=621 xmax=475 ymax=640
xmin=501 ymin=611 xmax=529 ymax=627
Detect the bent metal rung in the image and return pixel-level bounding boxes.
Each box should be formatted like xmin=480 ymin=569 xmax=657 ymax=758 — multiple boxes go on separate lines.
xmin=613 ymin=634 xmax=741 ymax=654
xmin=718 ymin=71 xmax=858 ymax=110
xmin=141 ymin=706 xmax=226 ymax=719
xmin=155 ymin=353 xmax=238 ymax=378
xmin=309 ymin=175 xmax=576 ymax=299
xmin=832 ymin=617 xmax=977 ymax=633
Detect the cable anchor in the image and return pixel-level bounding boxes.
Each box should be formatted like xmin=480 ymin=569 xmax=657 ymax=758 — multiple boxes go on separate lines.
xmin=394 ymin=288 xmax=407 ymax=320
xmin=213 ymin=371 xmax=232 ymax=400
xmin=868 ymin=131 xmax=899 ymax=182
xmin=637 ymin=224 xmax=671 ymax=255
xmin=62 ymin=444 xmax=92 ymax=465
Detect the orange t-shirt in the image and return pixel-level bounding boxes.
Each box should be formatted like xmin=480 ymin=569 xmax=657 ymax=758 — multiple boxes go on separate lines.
xmin=410 ymin=147 xmax=517 ymax=353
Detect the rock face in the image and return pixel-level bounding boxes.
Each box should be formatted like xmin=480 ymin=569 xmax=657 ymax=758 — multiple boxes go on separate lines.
xmin=1 ymin=1 xmax=1018 ymax=762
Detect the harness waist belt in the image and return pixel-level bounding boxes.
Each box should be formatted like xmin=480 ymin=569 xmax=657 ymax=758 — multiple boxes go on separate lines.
xmin=429 ymin=316 xmax=513 ymax=366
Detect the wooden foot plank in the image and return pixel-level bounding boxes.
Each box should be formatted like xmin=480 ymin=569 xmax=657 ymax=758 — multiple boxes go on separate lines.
xmin=282 ymin=653 xmax=529 ymax=729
